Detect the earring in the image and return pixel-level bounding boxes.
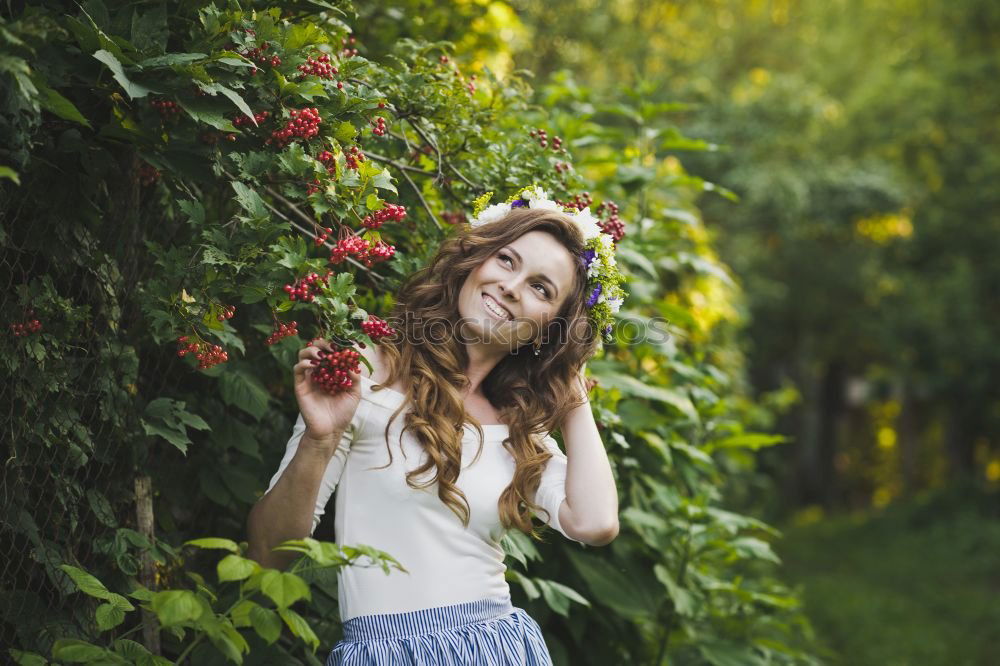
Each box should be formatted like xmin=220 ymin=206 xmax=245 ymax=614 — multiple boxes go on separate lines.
xmin=533 ymin=342 xmax=541 ymax=357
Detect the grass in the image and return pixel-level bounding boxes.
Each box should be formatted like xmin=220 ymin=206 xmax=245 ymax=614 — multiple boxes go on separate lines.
xmin=774 ymin=484 xmax=1000 ymax=666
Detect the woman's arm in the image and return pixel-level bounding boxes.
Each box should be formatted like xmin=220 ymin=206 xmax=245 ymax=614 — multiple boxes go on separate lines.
xmin=246 ymin=431 xmax=343 ymax=569
xmin=557 ymin=366 xmax=620 ymax=546
xmin=246 ymin=340 xmax=367 ymax=569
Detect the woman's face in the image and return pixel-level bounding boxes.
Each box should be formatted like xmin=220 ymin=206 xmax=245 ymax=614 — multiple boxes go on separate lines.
xmin=457 ymin=230 xmax=578 ymax=351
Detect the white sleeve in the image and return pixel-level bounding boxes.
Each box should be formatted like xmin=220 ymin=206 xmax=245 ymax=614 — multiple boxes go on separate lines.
xmin=534 ymin=433 xmax=584 ymax=544
xmin=264 ymin=407 xmax=362 ymax=535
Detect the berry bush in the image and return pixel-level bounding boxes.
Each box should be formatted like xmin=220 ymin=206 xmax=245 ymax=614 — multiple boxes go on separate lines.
xmin=0 ymin=1 xmax=816 ymax=665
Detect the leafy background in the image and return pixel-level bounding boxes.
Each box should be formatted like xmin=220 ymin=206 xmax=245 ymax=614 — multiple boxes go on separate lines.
xmin=2 ymin=0 xmax=997 ymax=665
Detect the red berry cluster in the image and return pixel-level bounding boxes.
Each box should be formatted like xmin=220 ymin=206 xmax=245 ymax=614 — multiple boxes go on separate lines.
xmin=176 ymin=336 xmax=229 ymax=369
xmin=151 ymin=99 xmax=181 ymax=120
xmin=283 ymin=270 xmax=333 ymax=302
xmin=267 ymin=108 xmax=321 ymax=148
xmin=313 ymin=226 xmax=334 ymax=245
xmin=361 ymin=315 xmax=395 ymax=341
xmin=596 ymin=201 xmax=626 ymax=243
xmin=558 ymin=191 xmax=593 ymax=211
xmin=362 ymin=204 xmax=406 ymax=230
xmin=329 ymin=235 xmax=370 ymax=264
xmin=265 ymin=320 xmax=298 ymax=345
xmin=216 ymin=304 xmax=236 ymax=321
xmin=441 ymin=211 xmax=467 ymax=225
xmin=233 ymin=110 xmax=270 ymax=127
xmin=298 ymin=53 xmax=338 ymax=79
xmin=344 ymin=145 xmax=365 ymax=170
xmin=139 ymin=164 xmax=160 ymax=187
xmin=316 ymin=150 xmax=337 ymax=177
xmin=340 ymin=36 xmax=358 ymax=58
xmin=329 ymin=236 xmax=396 ymax=267
xmin=467 ymin=74 xmax=477 ymax=95
xmin=306 ymin=177 xmax=322 ymax=196
xmin=10 ymin=312 xmax=41 ymax=337
xmin=370 ymin=116 xmax=387 ymax=137
xmin=554 ymin=161 xmax=571 ymax=175
xmin=367 ymin=240 xmax=396 ymax=266
xmin=241 ymin=41 xmax=281 ymax=74
xmin=310 ymin=347 xmax=361 ymax=394
xmin=439 ymin=55 xmax=449 ymax=64
xmin=529 ymin=128 xmax=563 ymax=151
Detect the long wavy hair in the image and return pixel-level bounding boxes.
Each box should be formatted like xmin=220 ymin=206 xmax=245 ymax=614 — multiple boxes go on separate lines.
xmin=372 ymin=207 xmax=599 ymax=538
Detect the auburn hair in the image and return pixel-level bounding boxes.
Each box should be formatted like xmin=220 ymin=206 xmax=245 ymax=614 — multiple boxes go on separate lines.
xmin=371 ymin=207 xmax=599 ymax=538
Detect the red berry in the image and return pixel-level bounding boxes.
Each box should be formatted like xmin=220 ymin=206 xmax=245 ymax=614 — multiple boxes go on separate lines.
xmin=309 ymin=347 xmax=362 ymax=394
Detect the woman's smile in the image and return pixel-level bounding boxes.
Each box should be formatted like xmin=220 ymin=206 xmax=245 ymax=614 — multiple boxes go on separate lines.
xmin=482 ymin=293 xmax=512 ymax=321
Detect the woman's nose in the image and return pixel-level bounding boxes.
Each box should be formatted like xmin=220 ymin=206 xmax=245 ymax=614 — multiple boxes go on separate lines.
xmin=498 ymin=281 xmax=518 ymax=301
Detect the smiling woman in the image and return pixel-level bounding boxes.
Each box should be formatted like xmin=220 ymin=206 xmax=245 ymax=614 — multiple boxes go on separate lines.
xmin=248 ymin=206 xmax=620 ymax=665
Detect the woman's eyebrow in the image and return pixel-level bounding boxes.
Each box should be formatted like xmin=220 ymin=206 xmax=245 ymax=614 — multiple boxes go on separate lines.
xmin=504 ymin=246 xmax=559 ymax=298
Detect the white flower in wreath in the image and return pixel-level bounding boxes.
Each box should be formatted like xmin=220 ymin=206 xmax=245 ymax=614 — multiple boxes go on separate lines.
xmin=528 ymin=197 xmax=563 ymax=213
xmin=596 ymin=230 xmax=614 ymax=251
xmin=607 ymin=296 xmax=624 ymax=314
xmin=522 ymin=186 xmax=548 ymax=202
xmin=572 ymin=207 xmax=603 ymax=241
xmin=473 ymin=202 xmax=512 ymax=227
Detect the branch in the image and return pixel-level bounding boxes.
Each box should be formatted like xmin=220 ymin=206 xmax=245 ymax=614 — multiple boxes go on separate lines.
xmin=223 ymin=169 xmax=385 ymax=282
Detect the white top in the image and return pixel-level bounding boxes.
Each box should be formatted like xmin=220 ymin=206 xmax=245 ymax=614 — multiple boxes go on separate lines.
xmin=265 ymin=374 xmax=581 ymax=621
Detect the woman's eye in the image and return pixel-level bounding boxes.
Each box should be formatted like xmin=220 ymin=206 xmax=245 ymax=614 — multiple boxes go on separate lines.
xmin=534 ymin=284 xmax=549 ymax=296
xmin=498 ymin=253 xmax=513 ymax=265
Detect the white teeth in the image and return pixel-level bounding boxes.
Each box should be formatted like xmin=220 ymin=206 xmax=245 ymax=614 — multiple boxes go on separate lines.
xmin=483 ymin=295 xmax=509 ymax=320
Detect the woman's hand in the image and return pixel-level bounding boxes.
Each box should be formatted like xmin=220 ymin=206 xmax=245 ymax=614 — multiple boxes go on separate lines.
xmin=293 ymin=339 xmax=363 ymax=450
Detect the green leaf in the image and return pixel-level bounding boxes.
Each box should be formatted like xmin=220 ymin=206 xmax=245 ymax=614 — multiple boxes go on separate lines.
xmin=372 ymin=167 xmax=397 ymax=194
xmin=219 ymin=368 xmax=270 ymax=420
xmin=110 ymin=639 xmax=151 ymax=660
xmin=51 ymin=639 xmax=114 ymax=662
xmin=731 ymin=536 xmax=781 ymax=564
xmin=653 ymin=564 xmax=696 ymax=616
xmin=8 ymin=650 xmax=48 ymax=666
xmin=278 ymin=607 xmax=319 ymax=650
xmin=249 ymin=605 xmax=282 ymax=645
xmin=334 ymin=121 xmax=357 ymax=143
xmin=141 ymin=418 xmax=191 ymax=454
xmin=217 ymin=554 xmax=258 ymax=582
xmin=231 ymin=181 xmax=268 ymax=219
xmin=151 ymin=590 xmax=204 ymax=627
xmin=96 ymin=602 xmax=126 ymax=630
xmin=93 ymin=49 xmax=155 ymax=99
xmin=185 ymin=537 xmax=239 ymax=552
xmin=33 ymin=80 xmax=91 ymax=128
xmin=139 ymin=53 xmax=207 ymax=68
xmin=566 ymin=551 xmax=660 ymax=621
xmin=86 ymin=489 xmax=116 ymax=527
xmin=592 ymin=371 xmax=698 ymax=422
xmin=703 ymin=433 xmax=788 ymax=453
xmin=365 ymin=193 xmax=382 ymax=210
xmin=58 ymin=564 xmax=112 ymax=600
xmin=178 ymin=98 xmax=237 ymax=131
xmin=107 ymin=592 xmax=135 ymax=611
xmin=0 ymin=166 xmax=21 ymax=184
xmin=260 ymin=570 xmax=310 ymax=608
xmin=199 ymin=82 xmax=255 ymax=124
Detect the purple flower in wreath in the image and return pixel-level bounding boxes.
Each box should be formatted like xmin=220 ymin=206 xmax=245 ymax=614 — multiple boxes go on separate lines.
xmin=510 ymin=199 xmax=529 ymax=208
xmin=585 ymin=283 xmax=602 ymax=307
xmin=579 ymin=248 xmax=597 ymax=271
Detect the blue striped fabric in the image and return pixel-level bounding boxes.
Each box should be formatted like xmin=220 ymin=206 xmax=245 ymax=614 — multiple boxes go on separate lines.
xmin=326 ymin=594 xmax=554 ymax=665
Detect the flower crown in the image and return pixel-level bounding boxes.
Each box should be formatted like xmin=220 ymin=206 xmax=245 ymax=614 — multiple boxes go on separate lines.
xmin=468 ymin=185 xmax=627 ymax=343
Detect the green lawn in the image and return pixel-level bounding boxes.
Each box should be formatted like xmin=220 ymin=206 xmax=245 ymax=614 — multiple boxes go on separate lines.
xmin=775 ymin=485 xmax=1000 ymax=666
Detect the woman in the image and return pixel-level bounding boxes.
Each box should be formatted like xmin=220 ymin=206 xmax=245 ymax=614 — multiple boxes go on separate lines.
xmin=248 ymin=189 xmax=622 ymax=665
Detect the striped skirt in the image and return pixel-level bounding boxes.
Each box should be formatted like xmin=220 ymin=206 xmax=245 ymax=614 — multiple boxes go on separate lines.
xmin=326 ymin=594 xmax=554 ymax=665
